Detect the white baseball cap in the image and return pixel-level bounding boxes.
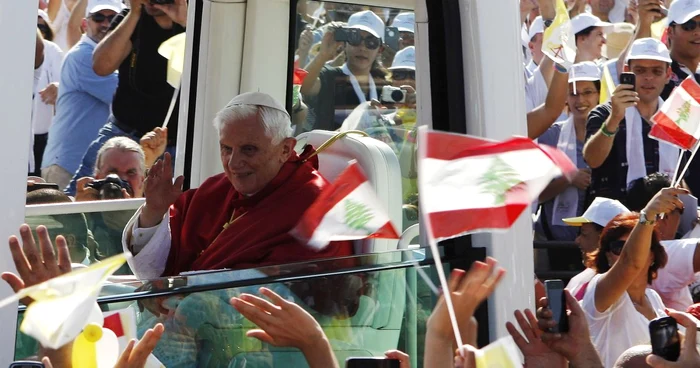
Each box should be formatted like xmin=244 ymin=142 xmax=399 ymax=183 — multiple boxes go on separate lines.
xmin=224 ymin=92 xmax=290 ymax=119
xmin=668 ymin=0 xmax=700 ymax=25
xmin=563 ymin=197 xmax=629 ymax=227
xmin=391 ymin=12 xmax=415 ymax=33
xmin=626 ymin=37 xmax=672 ymax=63
xmin=528 ymin=16 xmax=544 ymax=40
xmin=85 ymin=0 xmax=123 ymax=17
xmin=568 ymin=61 xmax=602 ymax=83
xmin=348 ymin=10 xmax=385 ymax=41
xmin=571 ymin=13 xmax=612 ymax=35
xmin=388 ymin=46 xmax=415 ymax=70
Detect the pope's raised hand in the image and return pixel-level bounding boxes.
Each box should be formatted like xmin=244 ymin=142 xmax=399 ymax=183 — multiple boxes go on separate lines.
xmin=140 ymin=152 xmax=184 ymax=228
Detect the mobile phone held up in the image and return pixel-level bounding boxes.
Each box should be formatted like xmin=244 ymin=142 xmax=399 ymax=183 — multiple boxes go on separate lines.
xmin=346 ymin=357 xmax=400 ymax=368
xmin=544 ymin=280 xmax=569 ymax=333
xmin=649 ymin=316 xmax=681 ymax=361
xmin=620 ymin=72 xmax=636 ymax=90
xmin=384 ymin=26 xmax=400 ymax=51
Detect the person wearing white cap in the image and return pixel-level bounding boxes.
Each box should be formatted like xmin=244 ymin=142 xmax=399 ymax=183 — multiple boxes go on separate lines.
xmin=121 ymin=92 xmax=353 ymax=279
xmin=66 ymin=0 xmax=187 ymax=196
xmin=583 ymin=38 xmax=678 ymax=204
xmin=391 ymin=12 xmax=415 ymax=50
xmin=37 ymin=9 xmax=55 ymax=42
xmin=561 ymin=197 xmax=629 ymax=299
xmin=536 ymin=62 xmax=600 ymax=242
xmin=525 ymin=16 xmax=545 ymax=79
xmin=571 ymin=13 xmax=613 ymax=61
xmin=41 ymin=0 xmax=123 ymax=190
xmin=301 ymin=10 xmax=389 ymax=131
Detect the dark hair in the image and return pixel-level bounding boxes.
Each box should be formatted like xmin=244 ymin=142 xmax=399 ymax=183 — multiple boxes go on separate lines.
xmin=626 ymin=172 xmax=672 ymax=212
xmin=26 ymin=188 xmax=71 ymax=205
xmin=37 ymin=23 xmax=54 ymax=42
xmin=586 ymin=213 xmax=668 ymax=284
xmin=26 ymin=188 xmax=89 ymax=257
xmin=575 ymin=26 xmax=597 ymax=43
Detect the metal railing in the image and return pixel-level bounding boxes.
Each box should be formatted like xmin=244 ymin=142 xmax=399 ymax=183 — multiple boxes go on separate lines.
xmin=25 ymin=198 xmax=144 ymax=216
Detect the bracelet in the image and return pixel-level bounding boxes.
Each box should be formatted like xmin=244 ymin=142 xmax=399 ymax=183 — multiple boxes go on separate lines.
xmin=554 ymin=63 xmax=568 ymax=73
xmin=600 ymin=122 xmax=618 ymax=137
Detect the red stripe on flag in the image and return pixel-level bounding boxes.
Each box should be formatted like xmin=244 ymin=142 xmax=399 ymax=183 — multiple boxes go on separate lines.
xmin=680 ymin=77 xmax=700 ymax=103
xmin=423 ymin=130 xmax=538 ymax=161
xmin=650 ymin=111 xmax=698 ymax=151
xmin=428 ymin=181 xmax=531 ymax=239
xmin=103 ymin=313 xmax=125 ymax=338
xmin=292 ymin=162 xmax=366 ymax=244
xmin=538 ymin=143 xmax=577 ymax=180
xmin=368 ymin=221 xmax=400 ymax=240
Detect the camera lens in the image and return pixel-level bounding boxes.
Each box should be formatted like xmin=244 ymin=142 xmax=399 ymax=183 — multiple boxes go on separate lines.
xmin=391 ymin=90 xmax=404 ymax=102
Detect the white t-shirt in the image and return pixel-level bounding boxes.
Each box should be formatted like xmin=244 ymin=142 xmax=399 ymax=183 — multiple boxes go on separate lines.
xmin=50 ymin=0 xmax=71 ymax=51
xmin=652 ymin=239 xmax=698 ymax=311
xmin=525 ymin=66 xmax=548 ymax=113
xmin=32 ymin=39 xmax=63 ymax=135
xmin=582 ymin=273 xmax=667 ymax=368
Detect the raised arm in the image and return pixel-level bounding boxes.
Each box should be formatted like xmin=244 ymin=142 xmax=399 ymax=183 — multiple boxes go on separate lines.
xmin=300 ymin=27 xmax=342 ymax=97
xmin=66 ymin=0 xmax=87 ymax=49
xmin=526 ymin=64 xmax=568 ymax=139
xmin=92 ymin=2 xmax=142 ymax=76
xmin=594 ymin=188 xmax=687 ymax=312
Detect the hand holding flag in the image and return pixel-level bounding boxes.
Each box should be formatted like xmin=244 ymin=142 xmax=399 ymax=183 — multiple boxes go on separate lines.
xmin=541 ymin=0 xmax=577 ymax=68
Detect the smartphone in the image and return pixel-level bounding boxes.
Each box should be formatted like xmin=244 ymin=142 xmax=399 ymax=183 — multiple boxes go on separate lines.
xmin=9 ymin=362 xmax=44 ymax=368
xmin=620 ymin=72 xmax=636 ymax=90
xmin=544 ymin=280 xmax=569 ymax=333
xmin=26 ymin=182 xmax=59 ymax=193
xmin=649 ymin=316 xmax=681 ymax=361
xmin=335 ymin=27 xmax=358 ymax=43
xmin=384 ymin=26 xmax=400 ymax=51
xmin=656 ymin=6 xmax=669 ymax=17
xmin=346 ymin=358 xmax=400 ymax=368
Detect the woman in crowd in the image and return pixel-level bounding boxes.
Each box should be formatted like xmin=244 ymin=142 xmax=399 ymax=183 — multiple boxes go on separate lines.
xmin=581 ymin=187 xmax=686 ymax=366
xmin=301 ymin=10 xmax=389 ymax=131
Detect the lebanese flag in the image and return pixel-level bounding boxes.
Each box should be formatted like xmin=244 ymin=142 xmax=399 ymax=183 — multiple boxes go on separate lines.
xmin=650 ymin=77 xmax=700 ymax=151
xmin=418 ymin=128 xmax=577 ymax=241
xmin=291 ymin=161 xmax=400 ymax=249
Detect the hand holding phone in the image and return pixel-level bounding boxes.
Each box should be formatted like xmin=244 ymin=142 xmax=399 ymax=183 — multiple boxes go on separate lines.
xmin=346 ymin=357 xmax=400 ymax=368
xmin=649 ymin=316 xmax=681 ymax=361
xmin=620 ymin=72 xmax=636 ymax=90
xmin=544 ymin=280 xmax=569 ymax=333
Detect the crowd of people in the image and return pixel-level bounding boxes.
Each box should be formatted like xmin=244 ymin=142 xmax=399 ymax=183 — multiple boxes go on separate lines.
xmin=13 ymin=0 xmax=700 ymax=366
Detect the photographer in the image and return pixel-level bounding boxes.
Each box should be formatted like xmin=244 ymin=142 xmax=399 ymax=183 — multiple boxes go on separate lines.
xmin=65 ymin=0 xmax=186 ymax=196
xmin=301 ymin=10 xmax=390 ymax=131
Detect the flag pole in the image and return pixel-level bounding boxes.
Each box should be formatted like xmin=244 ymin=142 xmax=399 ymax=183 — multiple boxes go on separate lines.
xmin=671 ymin=151 xmax=685 ymax=186
xmin=675 ymin=143 xmax=700 ymax=187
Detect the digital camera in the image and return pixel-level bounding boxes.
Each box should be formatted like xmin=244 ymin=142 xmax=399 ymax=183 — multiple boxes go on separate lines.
xmin=381 ymin=85 xmax=406 ymax=104
xmin=87 ymin=174 xmax=134 ymax=200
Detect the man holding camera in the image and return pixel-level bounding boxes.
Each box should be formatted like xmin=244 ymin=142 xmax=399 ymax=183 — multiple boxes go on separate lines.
xmin=64 ymin=0 xmax=186 ymax=196
xmin=583 ymin=38 xmax=678 ymax=205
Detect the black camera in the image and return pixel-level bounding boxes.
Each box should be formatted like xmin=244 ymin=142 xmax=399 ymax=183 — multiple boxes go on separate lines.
xmin=149 ymin=0 xmax=175 ymax=4
xmin=334 ymin=27 xmax=361 ymax=44
xmin=87 ymin=174 xmax=134 ymax=200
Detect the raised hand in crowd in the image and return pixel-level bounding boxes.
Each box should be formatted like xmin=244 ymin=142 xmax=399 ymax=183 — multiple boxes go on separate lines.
xmin=140 ymin=127 xmax=168 ymax=169
xmin=646 ymin=310 xmax=700 ymax=367
xmin=230 ymin=287 xmax=339 ymax=368
xmin=425 ymin=258 xmax=505 ymax=368
xmin=454 ymin=345 xmax=477 ymax=368
xmin=506 ymin=309 xmax=566 ymax=368
xmin=1 ymin=225 xmax=72 ymax=306
xmin=637 ymin=0 xmax=666 ymax=29
xmin=151 ymin=0 xmax=188 ymax=27
xmin=385 ymin=350 xmax=410 ymax=368
xmin=536 ymin=290 xmax=604 ymax=367
xmin=39 ymin=82 xmax=59 ymax=105
xmin=297 ymin=26 xmax=315 ymax=68
xmin=140 ymin=152 xmax=184 ymax=228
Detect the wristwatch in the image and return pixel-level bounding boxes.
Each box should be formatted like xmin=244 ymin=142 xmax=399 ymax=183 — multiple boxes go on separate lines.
xmin=543 ymin=19 xmax=554 ymax=28
xmin=639 ymin=210 xmax=656 ymax=226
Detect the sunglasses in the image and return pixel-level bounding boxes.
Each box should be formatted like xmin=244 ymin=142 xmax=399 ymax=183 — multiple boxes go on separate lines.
xmin=37 ymin=23 xmax=50 ymax=34
xmin=90 ymin=13 xmax=115 ymax=24
xmin=392 ymin=70 xmax=415 ymax=80
xmin=347 ymin=35 xmax=381 ymax=50
xmin=674 ymin=19 xmax=700 ymax=32
xmin=607 ymin=239 xmax=626 ymax=256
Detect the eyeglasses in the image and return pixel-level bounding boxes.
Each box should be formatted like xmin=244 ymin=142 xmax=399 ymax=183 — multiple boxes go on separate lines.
xmin=90 ymin=13 xmax=115 ymax=24
xmin=392 ymin=70 xmax=415 ymax=80
xmin=673 ymin=19 xmax=700 ymax=32
xmin=347 ymin=34 xmax=381 ymax=50
xmin=607 ymin=239 xmax=626 ymax=256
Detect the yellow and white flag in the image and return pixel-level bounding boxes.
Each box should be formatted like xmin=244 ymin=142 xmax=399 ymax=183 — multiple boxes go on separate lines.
xmin=541 ymin=0 xmax=577 ymax=68
xmin=600 ymin=63 xmax=616 ymax=104
xmin=158 ymin=33 xmax=187 ymax=88
xmin=0 ymin=253 xmax=129 ymax=349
